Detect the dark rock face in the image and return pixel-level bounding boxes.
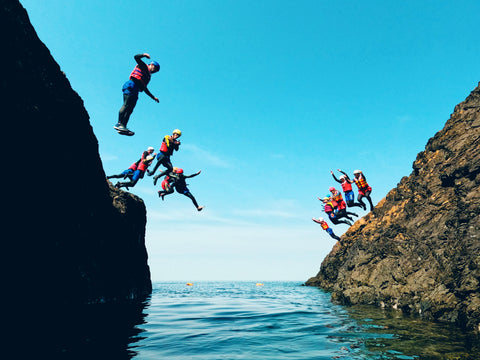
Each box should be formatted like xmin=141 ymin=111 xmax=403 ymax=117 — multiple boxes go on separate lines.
xmin=2 ymin=0 xmax=151 ymax=303
xmin=306 ymin=83 xmax=480 ymax=331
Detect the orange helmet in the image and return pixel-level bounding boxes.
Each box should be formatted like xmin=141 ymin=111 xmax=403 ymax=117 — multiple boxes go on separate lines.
xmin=175 ymin=168 xmax=184 ymax=174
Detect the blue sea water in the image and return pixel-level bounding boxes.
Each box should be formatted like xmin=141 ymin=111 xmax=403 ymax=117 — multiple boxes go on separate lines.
xmin=127 ymin=282 xmax=479 ymax=360
xmin=37 ymin=281 xmax=479 ymax=359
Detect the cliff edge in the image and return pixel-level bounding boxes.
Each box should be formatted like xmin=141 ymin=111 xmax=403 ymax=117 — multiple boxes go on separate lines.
xmin=306 ymin=83 xmax=480 ymax=331
xmin=3 ymin=0 xmax=151 ymax=303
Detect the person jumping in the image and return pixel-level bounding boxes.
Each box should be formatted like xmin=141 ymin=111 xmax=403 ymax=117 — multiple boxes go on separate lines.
xmin=318 ymin=195 xmax=352 ymax=226
xmin=148 ymin=129 xmax=182 ymax=181
xmin=115 ymin=53 xmax=160 ymax=136
xmin=312 ymin=217 xmax=341 ymax=241
xmin=331 ymin=169 xmax=365 ymax=210
xmin=353 ymin=169 xmax=374 ymax=211
xmin=107 ymin=147 xmax=155 ymax=181
xmin=168 ymin=168 xmax=204 ymax=211
xmin=113 ymin=149 xmax=156 ymax=190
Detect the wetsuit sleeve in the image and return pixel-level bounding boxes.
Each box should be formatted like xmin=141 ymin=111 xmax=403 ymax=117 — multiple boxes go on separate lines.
xmin=184 ymin=173 xmax=199 ymax=179
xmin=134 ymin=54 xmax=149 ymax=73
xmin=144 ymin=87 xmax=156 ymax=99
xmin=331 ymin=173 xmax=341 ymax=183
xmin=340 ymin=170 xmax=352 ymax=182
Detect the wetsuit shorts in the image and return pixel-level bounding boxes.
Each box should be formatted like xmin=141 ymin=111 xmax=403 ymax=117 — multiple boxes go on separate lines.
xmin=344 ymin=190 xmax=355 ymax=202
xmin=326 ymin=228 xmax=333 ymax=235
xmin=122 ymin=80 xmax=139 ymax=96
xmin=131 ymin=169 xmax=145 ymax=182
xmin=121 ymin=169 xmax=135 ymax=177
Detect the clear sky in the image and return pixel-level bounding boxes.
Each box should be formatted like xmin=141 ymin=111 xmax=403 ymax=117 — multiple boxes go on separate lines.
xmin=20 ymin=0 xmax=479 ymax=281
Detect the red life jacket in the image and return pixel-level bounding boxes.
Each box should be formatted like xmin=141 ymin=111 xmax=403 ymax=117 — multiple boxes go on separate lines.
xmin=129 ymin=65 xmax=151 ymax=90
xmin=320 ymin=221 xmax=329 ymax=230
xmin=138 ymin=157 xmax=154 ymax=172
xmin=159 ymin=135 xmax=177 ymax=155
xmin=324 ymin=202 xmax=335 ymax=213
xmin=128 ymin=161 xmax=138 ymax=171
xmin=161 ymin=178 xmax=169 ymax=190
xmin=136 ymin=151 xmax=152 ymax=172
xmin=341 ymin=181 xmax=353 ymax=192
xmin=332 ymin=190 xmax=343 ymax=202
xmin=337 ymin=200 xmax=347 ymax=210
xmin=354 ymin=174 xmax=369 ymax=190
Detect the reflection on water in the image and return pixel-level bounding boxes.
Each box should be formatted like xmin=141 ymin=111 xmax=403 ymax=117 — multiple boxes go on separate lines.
xmin=345 ymin=304 xmax=480 ymax=360
xmin=16 ymin=284 xmax=479 ymax=360
xmin=26 ymin=298 xmax=150 ymax=359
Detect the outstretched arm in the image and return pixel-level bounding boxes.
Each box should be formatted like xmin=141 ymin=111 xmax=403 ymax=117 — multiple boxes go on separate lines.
xmin=185 ymin=170 xmax=201 ymax=179
xmin=338 ymin=169 xmax=353 ymax=183
xmin=144 ymin=87 xmax=159 ymax=102
xmin=331 ymin=170 xmax=341 ymax=183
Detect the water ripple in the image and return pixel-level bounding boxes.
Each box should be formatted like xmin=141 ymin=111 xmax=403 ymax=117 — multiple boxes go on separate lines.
xmin=127 ymin=282 xmax=479 ymax=360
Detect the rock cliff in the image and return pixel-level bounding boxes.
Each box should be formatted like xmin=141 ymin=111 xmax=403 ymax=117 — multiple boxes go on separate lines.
xmin=3 ymin=0 xmax=151 ymax=303
xmin=306 ymin=83 xmax=480 ymax=331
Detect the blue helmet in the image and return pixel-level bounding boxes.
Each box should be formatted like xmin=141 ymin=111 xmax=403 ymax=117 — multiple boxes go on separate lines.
xmin=150 ymin=61 xmax=160 ymax=71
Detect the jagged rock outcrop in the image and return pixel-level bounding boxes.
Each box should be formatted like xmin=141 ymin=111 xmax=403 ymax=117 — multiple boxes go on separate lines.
xmin=3 ymin=0 xmax=151 ymax=303
xmin=306 ymin=83 xmax=480 ymax=331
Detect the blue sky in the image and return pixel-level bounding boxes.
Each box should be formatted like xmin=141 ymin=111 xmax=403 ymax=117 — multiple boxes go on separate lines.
xmin=21 ymin=0 xmax=479 ymax=281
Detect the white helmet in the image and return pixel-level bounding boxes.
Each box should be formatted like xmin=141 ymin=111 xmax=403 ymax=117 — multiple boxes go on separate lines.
xmin=318 ymin=217 xmax=324 ymax=222
xmin=353 ymin=169 xmax=361 ymax=175
xmin=147 ymin=146 xmax=155 ymax=151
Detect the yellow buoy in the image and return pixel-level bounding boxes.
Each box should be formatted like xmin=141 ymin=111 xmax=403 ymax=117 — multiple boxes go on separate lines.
xmin=186 ymin=282 xmax=193 ymax=286
xmin=256 ymin=283 xmax=264 ymax=286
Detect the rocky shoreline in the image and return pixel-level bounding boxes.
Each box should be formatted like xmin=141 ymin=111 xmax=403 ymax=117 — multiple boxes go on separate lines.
xmin=306 ymin=83 xmax=480 ymax=331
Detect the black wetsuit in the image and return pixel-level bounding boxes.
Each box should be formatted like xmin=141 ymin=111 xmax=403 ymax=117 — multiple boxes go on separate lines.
xmin=173 ymin=172 xmax=201 ymax=209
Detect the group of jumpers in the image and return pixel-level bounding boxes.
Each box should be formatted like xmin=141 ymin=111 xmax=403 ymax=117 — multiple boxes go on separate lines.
xmin=107 ymin=53 xmax=203 ymax=211
xmin=312 ymin=169 xmax=374 ymax=241
xmin=106 ymin=129 xmax=204 ymax=211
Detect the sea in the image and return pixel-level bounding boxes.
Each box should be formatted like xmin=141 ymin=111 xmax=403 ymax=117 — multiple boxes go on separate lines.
xmin=41 ymin=281 xmax=479 ymax=359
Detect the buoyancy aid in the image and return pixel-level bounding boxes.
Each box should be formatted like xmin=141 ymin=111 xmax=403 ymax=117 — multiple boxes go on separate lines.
xmin=354 ymin=174 xmax=369 ymax=189
xmin=137 ymin=151 xmax=153 ymax=172
xmin=159 ymin=135 xmax=178 ymax=155
xmin=129 ymin=65 xmax=151 ymax=91
xmin=324 ymin=201 xmax=335 ymax=213
xmin=337 ymin=200 xmax=347 ymax=210
xmin=341 ymin=181 xmax=353 ymax=192
xmin=320 ymin=221 xmax=329 ymax=230
xmin=332 ymin=190 xmax=343 ymax=202
xmin=128 ymin=162 xmax=139 ymax=171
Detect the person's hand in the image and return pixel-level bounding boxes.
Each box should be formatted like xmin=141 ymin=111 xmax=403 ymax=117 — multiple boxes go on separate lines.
xmin=197 ymin=170 xmax=202 ymax=175
xmin=153 ymin=97 xmax=159 ymax=103
xmin=330 ymin=170 xmax=334 ymax=174
xmin=143 ymin=53 xmax=151 ymax=59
